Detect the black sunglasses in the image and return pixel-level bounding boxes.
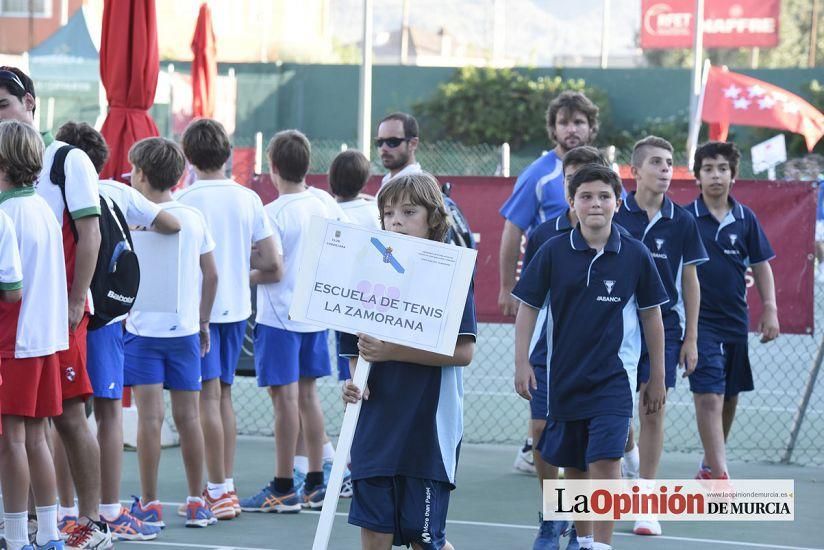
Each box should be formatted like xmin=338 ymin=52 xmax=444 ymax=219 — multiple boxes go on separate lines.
xmin=0 ymin=70 xmax=26 ymax=95
xmin=375 ymin=137 xmax=410 ymax=148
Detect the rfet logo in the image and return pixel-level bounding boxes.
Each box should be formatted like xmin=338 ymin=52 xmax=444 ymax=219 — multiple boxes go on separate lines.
xmin=643 ymin=2 xmax=692 ymax=39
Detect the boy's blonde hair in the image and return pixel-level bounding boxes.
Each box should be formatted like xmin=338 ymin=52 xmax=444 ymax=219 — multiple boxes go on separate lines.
xmin=378 ymin=173 xmax=449 ymax=242
xmin=0 ymin=120 xmax=43 ymax=187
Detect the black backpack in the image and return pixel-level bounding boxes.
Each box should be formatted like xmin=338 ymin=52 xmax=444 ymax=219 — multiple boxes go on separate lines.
xmin=51 ymin=145 xmax=140 ymax=330
xmin=441 ymin=181 xmax=476 ymax=249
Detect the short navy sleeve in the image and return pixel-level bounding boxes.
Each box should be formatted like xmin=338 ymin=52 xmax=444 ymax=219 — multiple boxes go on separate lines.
xmin=458 ymin=282 xmax=478 ymax=340
xmin=512 ymin=245 xmax=552 ymax=309
xmin=744 ymin=208 xmax=775 ymax=264
xmin=682 ymin=214 xmax=709 ymax=265
xmin=635 ymin=247 xmax=669 ymax=310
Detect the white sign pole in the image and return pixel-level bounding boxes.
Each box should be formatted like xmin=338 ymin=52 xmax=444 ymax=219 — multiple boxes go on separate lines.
xmin=312 ymin=356 xmax=371 ymax=550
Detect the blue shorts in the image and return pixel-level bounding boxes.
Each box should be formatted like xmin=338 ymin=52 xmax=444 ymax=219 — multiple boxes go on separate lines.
xmin=529 ymin=364 xmax=549 ymax=421
xmin=637 ymin=336 xmax=682 ymax=391
xmin=689 ymin=331 xmax=752 ymax=399
xmin=124 ymin=333 xmax=202 ymax=391
xmin=349 ymin=476 xmax=450 ymax=549
xmin=201 ymin=320 xmax=248 ymax=385
xmin=335 ymin=331 xmax=351 ymax=381
xmin=537 ymin=415 xmax=631 ymax=472
xmin=86 ymin=322 xmax=124 ymax=399
xmin=253 ymin=325 xmax=331 ymax=387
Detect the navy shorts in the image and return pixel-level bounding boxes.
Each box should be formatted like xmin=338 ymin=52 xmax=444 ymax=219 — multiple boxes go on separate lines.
xmin=349 ymin=476 xmax=450 ymax=549
xmin=124 ymin=333 xmax=202 ymax=391
xmin=201 ymin=320 xmax=248 ymax=385
xmin=253 ymin=324 xmax=331 ymax=387
xmin=86 ymin=322 xmax=124 ymax=399
xmin=529 ymin=364 xmax=549 ymax=421
xmin=637 ymin=336 xmax=682 ymax=391
xmin=537 ymin=415 xmax=631 ymax=472
xmin=335 ymin=331 xmax=351 ymax=381
xmin=689 ymin=331 xmax=752 ymax=399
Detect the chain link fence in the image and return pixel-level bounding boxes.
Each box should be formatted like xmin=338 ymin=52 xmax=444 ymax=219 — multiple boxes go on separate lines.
xmin=164 ymin=138 xmax=823 ymax=468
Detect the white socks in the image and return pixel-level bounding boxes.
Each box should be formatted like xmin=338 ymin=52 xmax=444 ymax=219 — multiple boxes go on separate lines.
xmin=58 ymin=504 xmax=78 ymax=521
xmin=225 ymin=477 xmax=235 ymax=492
xmin=323 ymin=441 xmax=335 ymax=461
xmin=622 ymin=444 xmax=640 ymax=479
xmin=592 ymin=543 xmax=612 ymax=550
xmin=207 ymin=481 xmax=228 ymax=499
xmin=294 ymin=455 xmax=309 ymax=475
xmin=99 ymin=503 xmax=122 ymax=522
xmin=577 ymin=534 xmax=594 ymax=548
xmin=35 ymin=504 xmax=59 ymax=545
xmin=4 ymin=511 xmax=28 ymax=550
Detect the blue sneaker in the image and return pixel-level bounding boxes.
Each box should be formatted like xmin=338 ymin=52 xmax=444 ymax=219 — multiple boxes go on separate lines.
xmin=322 ymin=459 xmax=353 ymax=498
xmin=35 ymin=541 xmax=65 ymax=549
xmin=301 ymin=481 xmax=326 ymax=509
xmin=532 ymin=516 xmax=568 ymax=550
xmin=129 ymin=496 xmax=165 ymax=528
xmin=239 ymin=484 xmax=301 ymax=513
xmin=104 ymin=507 xmax=160 ymax=540
xmin=185 ymin=500 xmax=217 ymax=528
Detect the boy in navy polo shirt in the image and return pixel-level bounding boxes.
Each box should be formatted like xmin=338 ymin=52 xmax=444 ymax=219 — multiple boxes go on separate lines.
xmin=613 ymin=136 xmax=708 ymax=537
xmin=513 ymin=165 xmax=668 ymax=550
xmin=688 ymin=141 xmax=779 ymax=481
xmin=341 ymin=173 xmax=476 ymax=550
xmin=516 ymin=146 xmax=609 ymax=550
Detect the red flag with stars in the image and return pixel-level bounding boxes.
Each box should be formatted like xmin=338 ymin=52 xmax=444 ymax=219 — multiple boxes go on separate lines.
xmin=701 ymin=66 xmax=824 ymax=151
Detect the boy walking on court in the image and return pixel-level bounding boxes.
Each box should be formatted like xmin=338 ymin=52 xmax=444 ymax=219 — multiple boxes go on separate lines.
xmin=342 ymin=173 xmax=477 ymax=550
xmin=0 ymin=120 xmax=66 ymax=550
xmin=124 ymin=138 xmax=220 ymax=529
xmin=176 ymin=119 xmax=280 ymax=519
xmin=241 ymin=130 xmax=331 ymax=513
xmin=513 ymin=165 xmax=668 ymax=550
xmin=51 ymin=121 xmax=179 ymax=541
xmin=687 ymin=141 xmax=779 ymax=481
xmin=515 ymin=145 xmax=609 ymax=550
xmin=613 ymin=136 xmax=708 ymax=537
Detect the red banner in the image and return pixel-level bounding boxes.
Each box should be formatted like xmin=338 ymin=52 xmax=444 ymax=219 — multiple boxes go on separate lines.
xmin=641 ymin=0 xmax=780 ymax=49
xmin=251 ymin=174 xmax=814 ymax=335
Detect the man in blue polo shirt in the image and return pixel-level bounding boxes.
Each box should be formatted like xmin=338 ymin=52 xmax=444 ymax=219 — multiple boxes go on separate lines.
xmin=513 ymin=165 xmax=667 ymax=550
xmin=687 ymin=141 xmax=779 ymax=481
xmin=516 ymin=146 xmax=609 ymax=550
xmin=500 ymin=91 xmax=600 ymax=476
xmin=613 ymin=136 xmax=708 ymax=537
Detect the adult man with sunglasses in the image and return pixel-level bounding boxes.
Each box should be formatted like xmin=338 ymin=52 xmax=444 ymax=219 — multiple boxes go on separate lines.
xmin=376 ymin=112 xmax=475 ymax=248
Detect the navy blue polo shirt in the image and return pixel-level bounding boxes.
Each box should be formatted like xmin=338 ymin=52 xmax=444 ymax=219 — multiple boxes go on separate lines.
xmin=687 ymin=195 xmax=775 ymax=342
xmin=614 ymin=192 xmax=708 ymax=337
xmin=339 ymin=285 xmax=477 ymax=488
xmin=513 ymin=225 xmax=668 ymax=421
xmin=523 ymin=212 xmax=574 ymax=367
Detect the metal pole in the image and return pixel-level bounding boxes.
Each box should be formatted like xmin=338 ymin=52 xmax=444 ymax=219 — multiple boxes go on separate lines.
xmin=254 ymin=131 xmax=263 ymax=175
xmin=687 ymin=59 xmax=710 ymax=170
xmin=600 ymin=0 xmax=611 ymax=69
xmin=686 ymin=0 xmax=705 ymax=162
xmin=400 ymin=0 xmax=410 ymax=65
xmin=358 ymin=0 xmax=373 ymax=159
xmin=782 ymin=331 xmax=824 ymax=463
xmin=501 ymin=142 xmax=510 ymax=177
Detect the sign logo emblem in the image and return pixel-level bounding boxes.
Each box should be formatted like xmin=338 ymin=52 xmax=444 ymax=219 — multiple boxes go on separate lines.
xmin=371 ymin=237 xmax=405 ymax=274
xmin=729 ymin=234 xmax=738 ymax=246
xmin=655 ymin=238 xmax=665 ymax=251
xmin=604 ymin=280 xmax=616 ymax=294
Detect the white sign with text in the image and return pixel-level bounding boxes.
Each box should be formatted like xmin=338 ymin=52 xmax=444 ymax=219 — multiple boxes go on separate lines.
xmin=290 ymin=218 xmax=477 ymax=356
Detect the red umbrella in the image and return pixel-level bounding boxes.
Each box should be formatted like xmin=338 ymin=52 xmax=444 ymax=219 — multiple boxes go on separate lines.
xmin=191 ymin=3 xmax=217 ymax=119
xmin=99 ymin=0 xmax=160 ymax=182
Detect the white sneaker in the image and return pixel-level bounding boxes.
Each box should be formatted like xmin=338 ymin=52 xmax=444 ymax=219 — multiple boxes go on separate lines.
xmin=513 ymin=438 xmax=536 ymax=475
xmin=633 ymin=517 xmax=662 ymax=536
xmin=621 ymin=458 xmax=639 ymax=480
xmin=66 ymin=519 xmax=114 ymax=549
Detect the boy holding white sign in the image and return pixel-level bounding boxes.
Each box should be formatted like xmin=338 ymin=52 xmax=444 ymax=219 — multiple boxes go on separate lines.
xmin=341 ymin=173 xmax=477 ymax=550
xmin=123 ymin=138 xmax=220 ymax=529
xmin=241 ymin=130 xmax=331 ymax=513
xmin=513 ymin=165 xmax=668 ymax=550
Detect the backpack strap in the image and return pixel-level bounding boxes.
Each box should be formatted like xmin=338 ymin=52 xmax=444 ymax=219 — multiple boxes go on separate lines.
xmin=105 ymin=197 xmax=133 ymax=250
xmin=50 ymin=145 xmax=79 ymax=242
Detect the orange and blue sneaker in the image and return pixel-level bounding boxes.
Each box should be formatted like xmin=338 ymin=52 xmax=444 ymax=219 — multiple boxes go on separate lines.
xmin=104 ymin=507 xmax=160 ymax=541
xmin=185 ymin=500 xmax=217 ymax=528
xmin=301 ymin=481 xmax=326 ymax=510
xmin=229 ymin=490 xmax=241 ymax=515
xmin=239 ymin=483 xmax=301 ymax=513
xmin=202 ymin=489 xmax=236 ymax=520
xmin=129 ymin=496 xmax=165 ymax=528
xmin=58 ymin=516 xmax=79 ymax=541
